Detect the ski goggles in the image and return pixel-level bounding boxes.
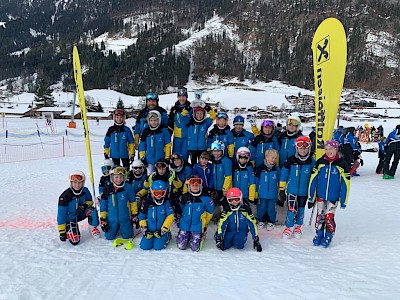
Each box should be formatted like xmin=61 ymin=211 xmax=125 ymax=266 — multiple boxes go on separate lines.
xmin=101 ymin=165 xmax=112 ymax=173
xmin=133 ymin=166 xmax=144 ymax=170
xmin=152 ymin=190 xmax=166 ymax=198
xmin=171 ymin=154 xmax=182 ymax=161
xmin=186 ymin=178 xmax=203 ymax=186
xmin=114 ymin=109 xmax=125 ymax=116
xmin=295 ymin=141 xmax=311 ymax=148
xmin=261 ymin=120 xmax=274 ymax=127
xmin=155 ymin=162 xmax=168 ymax=169
xmin=146 ymin=93 xmax=158 ymax=100
xmin=177 ymin=88 xmax=188 ymax=97
xmin=287 ymin=119 xmax=299 ymax=126
xmin=70 ymin=174 xmax=84 ymax=182
xmin=113 ymin=167 xmax=126 ymax=175
xmin=217 ymin=113 xmax=228 ymax=119
xmin=227 ymin=197 xmax=241 ymax=205
xmin=238 ymin=155 xmax=250 ymax=159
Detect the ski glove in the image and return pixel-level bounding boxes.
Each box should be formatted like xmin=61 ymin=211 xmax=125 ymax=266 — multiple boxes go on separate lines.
xmin=76 ymin=203 xmax=88 ymax=216
xmin=104 ymin=153 xmax=109 ymax=159
xmin=277 ymin=190 xmax=286 ymax=207
xmin=141 ymin=157 xmax=148 ymax=167
xmin=129 ymin=156 xmax=135 ymax=164
xmin=360 ymin=158 xmax=364 ymax=166
xmin=216 ymin=236 xmax=224 ymax=250
xmin=144 ymin=230 xmax=154 ymax=239
xmin=307 ymin=201 xmax=314 ymax=209
xmin=253 ymin=236 xmax=262 ymax=252
xmin=59 ymin=232 xmax=67 ymax=242
xmin=204 ymin=105 xmax=212 ymax=112
xmin=131 ymin=214 xmax=139 ymax=229
xmin=100 ymin=218 xmax=110 ymax=233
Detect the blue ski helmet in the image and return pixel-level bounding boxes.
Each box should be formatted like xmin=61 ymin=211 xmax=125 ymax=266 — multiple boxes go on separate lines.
xmin=211 ymin=140 xmax=225 ymax=152
xmin=233 ymin=115 xmax=245 ymax=125
xmin=150 ymin=180 xmax=168 ymax=205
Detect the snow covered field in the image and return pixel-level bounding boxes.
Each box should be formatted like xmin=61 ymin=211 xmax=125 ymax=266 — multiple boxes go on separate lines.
xmin=1 ymin=91 xmax=400 ymax=299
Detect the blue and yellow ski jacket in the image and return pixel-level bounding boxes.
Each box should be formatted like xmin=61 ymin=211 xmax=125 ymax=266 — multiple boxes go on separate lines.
xmin=216 ymin=204 xmax=258 ymax=239
xmin=179 ymin=193 xmax=215 ymax=233
xmin=280 ymin=155 xmax=315 ymax=197
xmin=308 ymin=156 xmax=350 ymax=206
xmin=104 ymin=124 xmax=135 ymax=159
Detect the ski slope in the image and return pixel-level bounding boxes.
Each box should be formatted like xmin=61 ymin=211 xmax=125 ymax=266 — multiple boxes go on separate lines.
xmin=0 ymin=117 xmax=399 ymax=300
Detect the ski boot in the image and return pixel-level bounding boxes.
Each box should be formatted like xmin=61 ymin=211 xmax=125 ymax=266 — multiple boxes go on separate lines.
xmin=258 ymin=222 xmax=265 ymax=230
xmin=312 ymin=229 xmax=324 ymax=246
xmin=293 ymin=225 xmax=302 ymax=239
xmin=90 ymin=226 xmax=100 ymax=239
xmin=266 ymin=222 xmax=275 ymax=231
xmin=282 ymin=227 xmax=292 ymax=238
xmin=321 ymin=232 xmax=333 ymax=248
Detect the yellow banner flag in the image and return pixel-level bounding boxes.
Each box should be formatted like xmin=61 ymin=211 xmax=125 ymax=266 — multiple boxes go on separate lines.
xmin=312 ymin=18 xmax=347 ymax=160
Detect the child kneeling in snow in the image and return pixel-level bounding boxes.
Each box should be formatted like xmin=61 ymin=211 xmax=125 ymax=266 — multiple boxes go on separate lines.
xmin=99 ymin=167 xmax=138 ymax=241
xmin=308 ymin=139 xmax=350 ymax=248
xmin=177 ymin=175 xmax=215 ymax=251
xmin=57 ymin=171 xmax=100 ymax=245
xmin=215 ymin=187 xmax=262 ymax=252
xmin=138 ymin=180 xmax=174 ymax=250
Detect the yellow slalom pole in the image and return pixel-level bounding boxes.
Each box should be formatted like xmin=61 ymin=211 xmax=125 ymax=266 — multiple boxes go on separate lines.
xmin=72 ymin=46 xmax=97 ymax=206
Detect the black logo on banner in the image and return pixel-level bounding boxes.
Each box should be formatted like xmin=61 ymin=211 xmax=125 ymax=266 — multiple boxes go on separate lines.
xmin=317 ymin=36 xmax=330 ymax=65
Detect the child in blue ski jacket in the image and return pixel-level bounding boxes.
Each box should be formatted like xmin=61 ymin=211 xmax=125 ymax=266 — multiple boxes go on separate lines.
xmin=177 ymin=175 xmax=215 ymax=251
xmin=207 ymin=112 xmax=235 ymax=159
xmin=98 ymin=159 xmax=113 ymax=197
xmin=100 ymin=167 xmax=138 ymax=241
xmin=192 ymin=151 xmax=214 ymax=194
xmin=139 ymin=110 xmax=172 ymax=173
xmin=254 ymin=149 xmax=280 ymax=230
xmin=210 ymin=141 xmax=232 ymax=218
xmin=215 ymin=188 xmax=262 ymax=252
xmin=232 ymin=147 xmax=256 ymax=204
xmin=279 ymin=136 xmax=315 ymax=239
xmin=308 ymin=139 xmax=350 ymax=248
xmin=127 ymin=159 xmax=148 ymax=196
xmin=231 ymin=115 xmax=254 ymax=163
xmin=57 ymin=171 xmax=100 ymax=245
xmin=250 ymin=119 xmax=280 ymax=168
xmin=104 ymin=109 xmax=135 ymax=169
xmin=168 ymin=87 xmax=191 ymax=161
xmin=134 ymin=92 xmax=169 ymax=147
xmin=138 ymin=180 xmax=175 ymax=250
xmin=376 ymin=136 xmax=386 ymax=174
xmin=186 ymin=101 xmax=216 ymax=164
xmin=278 ymin=116 xmax=303 ymax=167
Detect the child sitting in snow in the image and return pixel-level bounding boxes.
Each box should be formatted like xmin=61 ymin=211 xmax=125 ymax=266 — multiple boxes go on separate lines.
xmin=308 ymin=139 xmax=350 ymax=248
xmin=57 ymin=171 xmax=100 ymax=245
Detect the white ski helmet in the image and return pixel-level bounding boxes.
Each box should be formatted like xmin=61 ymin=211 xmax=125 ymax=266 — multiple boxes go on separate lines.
xmin=69 ymin=170 xmax=86 ymax=195
xmin=236 ymin=147 xmax=251 ymax=168
xmin=286 ymin=116 xmax=301 ymax=134
xmin=130 ymin=159 xmax=145 ymax=178
xmin=102 ymin=159 xmax=114 ymax=174
xmin=147 ymin=110 xmax=161 ymax=130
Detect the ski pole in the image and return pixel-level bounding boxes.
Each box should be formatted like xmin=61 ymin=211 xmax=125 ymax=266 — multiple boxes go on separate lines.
xmin=308 ymin=202 xmax=316 ymax=226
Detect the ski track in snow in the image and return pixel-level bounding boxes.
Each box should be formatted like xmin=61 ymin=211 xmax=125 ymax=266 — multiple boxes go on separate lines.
xmin=1 ymin=129 xmax=400 ymax=299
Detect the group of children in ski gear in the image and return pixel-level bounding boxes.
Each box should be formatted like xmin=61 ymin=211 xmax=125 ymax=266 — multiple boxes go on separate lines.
xmin=57 ymin=87 xmax=355 ymax=250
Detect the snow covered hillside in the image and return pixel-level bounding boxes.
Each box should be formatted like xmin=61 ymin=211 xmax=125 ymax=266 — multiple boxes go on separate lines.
xmin=1 ymin=114 xmax=400 ymax=299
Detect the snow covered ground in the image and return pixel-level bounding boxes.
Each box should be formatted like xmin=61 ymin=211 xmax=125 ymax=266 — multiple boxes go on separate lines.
xmin=1 ymin=91 xmax=400 ymax=299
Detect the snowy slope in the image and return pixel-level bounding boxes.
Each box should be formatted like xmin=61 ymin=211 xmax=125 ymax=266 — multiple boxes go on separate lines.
xmin=1 ymin=116 xmax=400 ymax=299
